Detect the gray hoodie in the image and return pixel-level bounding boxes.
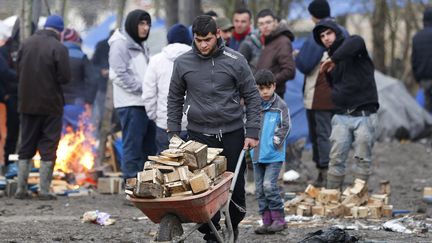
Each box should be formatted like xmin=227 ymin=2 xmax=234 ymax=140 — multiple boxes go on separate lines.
xmin=167 ymin=38 xmax=261 ymax=138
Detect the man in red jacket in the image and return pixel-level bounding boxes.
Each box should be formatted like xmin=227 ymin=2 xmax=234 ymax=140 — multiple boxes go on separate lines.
xmin=16 ymin=15 xmax=70 ymax=200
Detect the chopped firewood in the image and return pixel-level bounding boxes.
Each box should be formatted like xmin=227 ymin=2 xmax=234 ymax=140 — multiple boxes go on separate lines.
xmin=195 ymin=163 xmax=216 ymax=180
xmin=125 ymin=178 xmax=137 ymax=190
xmin=176 ymin=166 xmax=190 ymax=183
xmin=180 ymin=141 xmax=208 ymax=170
xmin=305 ymin=184 xmax=320 ymax=198
xmin=98 ymin=177 xmax=123 ymax=194
xmin=342 ymin=187 xmax=352 ymax=197
xmin=166 ymin=181 xmax=189 ymax=194
xmin=312 ymin=205 xmax=325 ymax=216
xmin=125 ymin=189 xmax=134 ymax=196
xmin=148 ymin=156 xmax=183 ymax=166
xmin=303 ymin=197 xmax=316 ymax=205
xmin=134 ymin=182 xmax=164 ymax=198
xmin=189 ymin=172 xmax=211 ymax=194
xmin=171 ymin=191 xmax=193 ymax=198
xmin=343 ymin=203 xmax=356 ymax=216
xmin=368 ymin=204 xmax=382 ymax=219
xmin=357 ymin=206 xmax=369 ymax=218
xmin=213 ymin=156 xmax=227 ymax=176
xmin=325 ymin=204 xmax=344 ymax=217
xmin=207 ymin=148 xmax=223 ymax=163
xmin=317 ymin=189 xmax=340 ymax=204
xmin=169 ymin=135 xmax=185 ymax=149
xmin=163 ymin=170 xmax=180 ymax=183
xmin=285 ymin=205 xmax=297 ymax=215
xmin=341 ymin=194 xmax=362 ymax=207
xmin=137 ymin=169 xmax=163 ymax=184
xmin=297 ymin=204 xmax=311 ymax=216
xmin=379 ymin=180 xmax=391 ymax=195
xmin=382 ymin=205 xmax=393 ymax=217
xmin=350 ymin=179 xmax=367 ymax=195
xmin=161 ymin=148 xmax=184 ymax=158
xmin=144 ymin=161 xmax=156 ymax=170
xmin=284 ymin=193 xmax=306 ymax=207
xmin=370 ymin=194 xmax=389 ymax=205
xmin=154 ymin=165 xmax=176 ymax=173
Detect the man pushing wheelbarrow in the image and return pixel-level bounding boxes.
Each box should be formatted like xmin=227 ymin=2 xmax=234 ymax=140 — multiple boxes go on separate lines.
xmin=167 ymin=15 xmax=261 ymax=243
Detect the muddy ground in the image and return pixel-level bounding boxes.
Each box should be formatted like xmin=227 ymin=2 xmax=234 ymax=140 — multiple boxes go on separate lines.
xmin=1 ymin=141 xmax=432 ymax=243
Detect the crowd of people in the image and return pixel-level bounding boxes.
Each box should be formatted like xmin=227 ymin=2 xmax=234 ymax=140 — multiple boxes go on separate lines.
xmin=0 ymin=0 xmax=431 ymax=242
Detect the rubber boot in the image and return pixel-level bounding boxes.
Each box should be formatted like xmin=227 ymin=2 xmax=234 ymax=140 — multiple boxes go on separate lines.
xmin=254 ymin=210 xmax=274 ymax=234
xmin=39 ymin=161 xmax=57 ymax=200
xmin=313 ymin=168 xmax=328 ymax=188
xmin=326 ymin=174 xmax=344 ymax=190
xmin=14 ymin=159 xmax=32 ymax=199
xmin=268 ymin=210 xmax=287 ymax=233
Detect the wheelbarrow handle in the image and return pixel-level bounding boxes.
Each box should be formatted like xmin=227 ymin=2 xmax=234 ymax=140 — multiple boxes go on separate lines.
xmin=229 ymin=149 xmax=246 ymax=194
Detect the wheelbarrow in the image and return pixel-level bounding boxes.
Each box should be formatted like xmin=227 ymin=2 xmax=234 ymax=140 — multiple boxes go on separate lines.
xmin=127 ymin=149 xmax=246 ymax=243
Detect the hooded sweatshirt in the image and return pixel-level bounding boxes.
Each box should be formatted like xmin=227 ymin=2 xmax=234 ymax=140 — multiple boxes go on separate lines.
xmin=411 ymin=7 xmax=432 ymax=82
xmin=256 ymin=23 xmax=296 ymax=97
xmin=313 ymin=20 xmax=379 ymax=112
xmin=142 ymin=43 xmax=191 ymax=130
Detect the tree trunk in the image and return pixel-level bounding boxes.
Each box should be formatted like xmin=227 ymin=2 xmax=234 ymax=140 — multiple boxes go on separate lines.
xmin=20 ymin=0 xmax=32 ymax=42
xmin=164 ymin=0 xmax=178 ymax=28
xmin=32 ymin=0 xmax=42 ymax=25
xmin=54 ymin=0 xmax=67 ymax=17
xmin=178 ymin=0 xmax=202 ymax=26
xmin=371 ymin=0 xmax=387 ymax=74
xmin=96 ymin=0 xmax=126 ymax=168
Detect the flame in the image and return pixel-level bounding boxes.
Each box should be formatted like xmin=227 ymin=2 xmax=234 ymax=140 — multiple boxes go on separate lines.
xmin=53 ymin=108 xmax=96 ymax=184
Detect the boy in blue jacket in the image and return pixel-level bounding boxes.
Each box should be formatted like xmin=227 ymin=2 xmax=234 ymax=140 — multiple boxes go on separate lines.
xmin=252 ymin=69 xmax=291 ymax=234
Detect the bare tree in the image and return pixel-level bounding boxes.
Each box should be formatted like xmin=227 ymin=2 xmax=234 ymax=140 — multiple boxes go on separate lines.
xmin=164 ymin=0 xmax=179 ymax=28
xmin=371 ymin=0 xmax=388 ymax=74
xmin=20 ymin=0 xmax=32 ymax=42
xmin=179 ymin=0 xmax=202 ymax=26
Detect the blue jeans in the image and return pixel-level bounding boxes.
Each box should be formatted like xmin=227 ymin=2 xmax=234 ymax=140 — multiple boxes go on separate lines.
xmin=117 ymin=106 xmax=156 ymax=179
xmin=155 ymin=127 xmax=187 ymax=154
xmin=253 ymin=162 xmax=284 ymax=214
xmin=328 ymin=114 xmax=377 ymax=177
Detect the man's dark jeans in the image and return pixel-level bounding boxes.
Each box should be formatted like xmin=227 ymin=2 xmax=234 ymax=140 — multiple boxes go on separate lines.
xmin=188 ymin=128 xmax=246 ymax=240
xmin=117 ymin=106 xmax=156 ymax=179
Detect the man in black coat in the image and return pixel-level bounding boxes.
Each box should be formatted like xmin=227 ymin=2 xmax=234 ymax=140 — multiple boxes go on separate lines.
xmin=412 ymin=7 xmax=432 ymax=113
xmin=16 ymin=15 xmax=70 ymax=200
xmin=313 ymin=20 xmax=379 ymax=190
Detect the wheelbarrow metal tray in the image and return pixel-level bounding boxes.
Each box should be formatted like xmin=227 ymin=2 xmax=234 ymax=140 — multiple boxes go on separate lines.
xmin=127 ymin=172 xmax=233 ymax=223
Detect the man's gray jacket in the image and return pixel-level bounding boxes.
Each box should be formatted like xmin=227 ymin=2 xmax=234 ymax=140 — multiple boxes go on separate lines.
xmin=167 ymin=38 xmax=261 ymax=138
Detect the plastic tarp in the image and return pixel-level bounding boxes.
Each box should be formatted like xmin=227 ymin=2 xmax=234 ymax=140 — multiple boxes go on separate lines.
xmin=375 ymin=71 xmax=432 ymax=141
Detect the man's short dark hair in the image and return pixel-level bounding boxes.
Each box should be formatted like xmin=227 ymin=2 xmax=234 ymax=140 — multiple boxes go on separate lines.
xmin=255 ymin=69 xmax=276 ymax=86
xmin=192 ymin=15 xmax=217 ymax=37
xmin=234 ymin=8 xmax=252 ymax=20
xmin=256 ymin=9 xmax=276 ymax=20
xmin=204 ymin=10 xmax=218 ymax=18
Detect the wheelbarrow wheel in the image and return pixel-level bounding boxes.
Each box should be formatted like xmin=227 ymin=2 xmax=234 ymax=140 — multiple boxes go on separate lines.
xmin=157 ymin=214 xmax=183 ymax=242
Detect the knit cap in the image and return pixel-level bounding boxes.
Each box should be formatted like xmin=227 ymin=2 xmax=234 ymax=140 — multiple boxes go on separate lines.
xmin=308 ymin=0 xmax=331 ymax=19
xmin=44 ymin=15 xmax=64 ymax=32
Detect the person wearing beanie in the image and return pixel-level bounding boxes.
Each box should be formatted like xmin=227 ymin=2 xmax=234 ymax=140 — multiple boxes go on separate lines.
xmin=312 ymin=19 xmax=379 ymax=190
xmin=308 ymin=0 xmax=331 ymax=21
xmin=108 ymin=9 xmax=156 ymax=180
xmin=15 ymin=14 xmax=70 ymax=200
xmin=142 ymin=23 xmax=191 ymax=154
xmin=60 ymin=28 xmax=97 ymax=134
xmin=295 ymin=0 xmax=349 ymax=187
xmin=44 ymin=15 xmax=64 ymax=33
xmin=412 ymin=6 xmax=432 ymax=113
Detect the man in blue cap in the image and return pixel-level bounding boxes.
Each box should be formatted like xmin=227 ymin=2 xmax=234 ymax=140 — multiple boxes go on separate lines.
xmin=15 ymin=15 xmax=71 ymax=200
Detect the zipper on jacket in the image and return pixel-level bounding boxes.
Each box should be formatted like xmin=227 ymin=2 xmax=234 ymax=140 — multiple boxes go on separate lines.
xmin=184 ymin=105 xmax=190 ymax=117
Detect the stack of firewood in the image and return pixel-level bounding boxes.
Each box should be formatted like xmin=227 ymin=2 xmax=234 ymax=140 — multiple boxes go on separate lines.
xmin=125 ymin=136 xmax=227 ymax=199
xmin=285 ymin=179 xmax=393 ymax=219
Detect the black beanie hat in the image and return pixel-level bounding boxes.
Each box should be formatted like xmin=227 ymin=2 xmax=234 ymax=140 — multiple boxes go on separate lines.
xmin=125 ymin=9 xmax=151 ymax=45
xmin=308 ymin=0 xmax=331 ymax=19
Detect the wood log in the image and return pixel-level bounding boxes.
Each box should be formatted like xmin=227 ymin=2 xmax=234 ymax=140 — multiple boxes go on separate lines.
xmin=134 ymin=182 xmax=164 ymax=198
xmin=368 ymin=204 xmax=382 ymax=219
xmin=317 ymin=189 xmax=340 ymax=204
xmin=160 ymin=148 xmax=184 ymax=158
xmin=169 ymin=134 xmax=185 ymax=149
xmin=382 ymin=205 xmax=393 ymax=217
xmin=180 ymin=141 xmax=208 ymax=170
xmin=165 ymin=181 xmax=188 ymax=194
xmin=297 ymin=204 xmax=311 ymax=216
xmin=312 ymin=205 xmax=325 ymax=216
xmin=207 ymin=147 xmax=223 ymax=163
xmin=305 ymin=184 xmax=320 ymax=198
xmin=213 ymin=156 xmax=227 ymax=176
xmin=163 ymin=170 xmax=180 ymax=183
xmin=190 ymin=172 xmax=210 ymax=194
xmin=325 ymin=204 xmax=344 ymax=217
xmin=137 ymin=169 xmax=163 ymax=184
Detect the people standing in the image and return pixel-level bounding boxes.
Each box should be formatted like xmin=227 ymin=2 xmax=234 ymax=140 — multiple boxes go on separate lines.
xmin=108 ymin=9 xmax=156 ymax=180
xmin=412 ymin=6 xmax=432 ymax=113
xmin=255 ymin=9 xmax=296 ymax=98
xmin=61 ymin=28 xmax=97 ymax=133
xmin=252 ymin=69 xmax=290 ymax=234
xmin=141 ymin=23 xmax=191 ymax=154
xmin=313 ymin=20 xmax=379 ymax=190
xmin=167 ymin=15 xmax=261 ymax=242
xmin=215 ymin=17 xmax=234 ymax=46
xmin=229 ymin=8 xmax=252 ymax=51
xmin=295 ymin=0 xmax=349 ymax=187
xmin=16 ymin=15 xmax=71 ymax=200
